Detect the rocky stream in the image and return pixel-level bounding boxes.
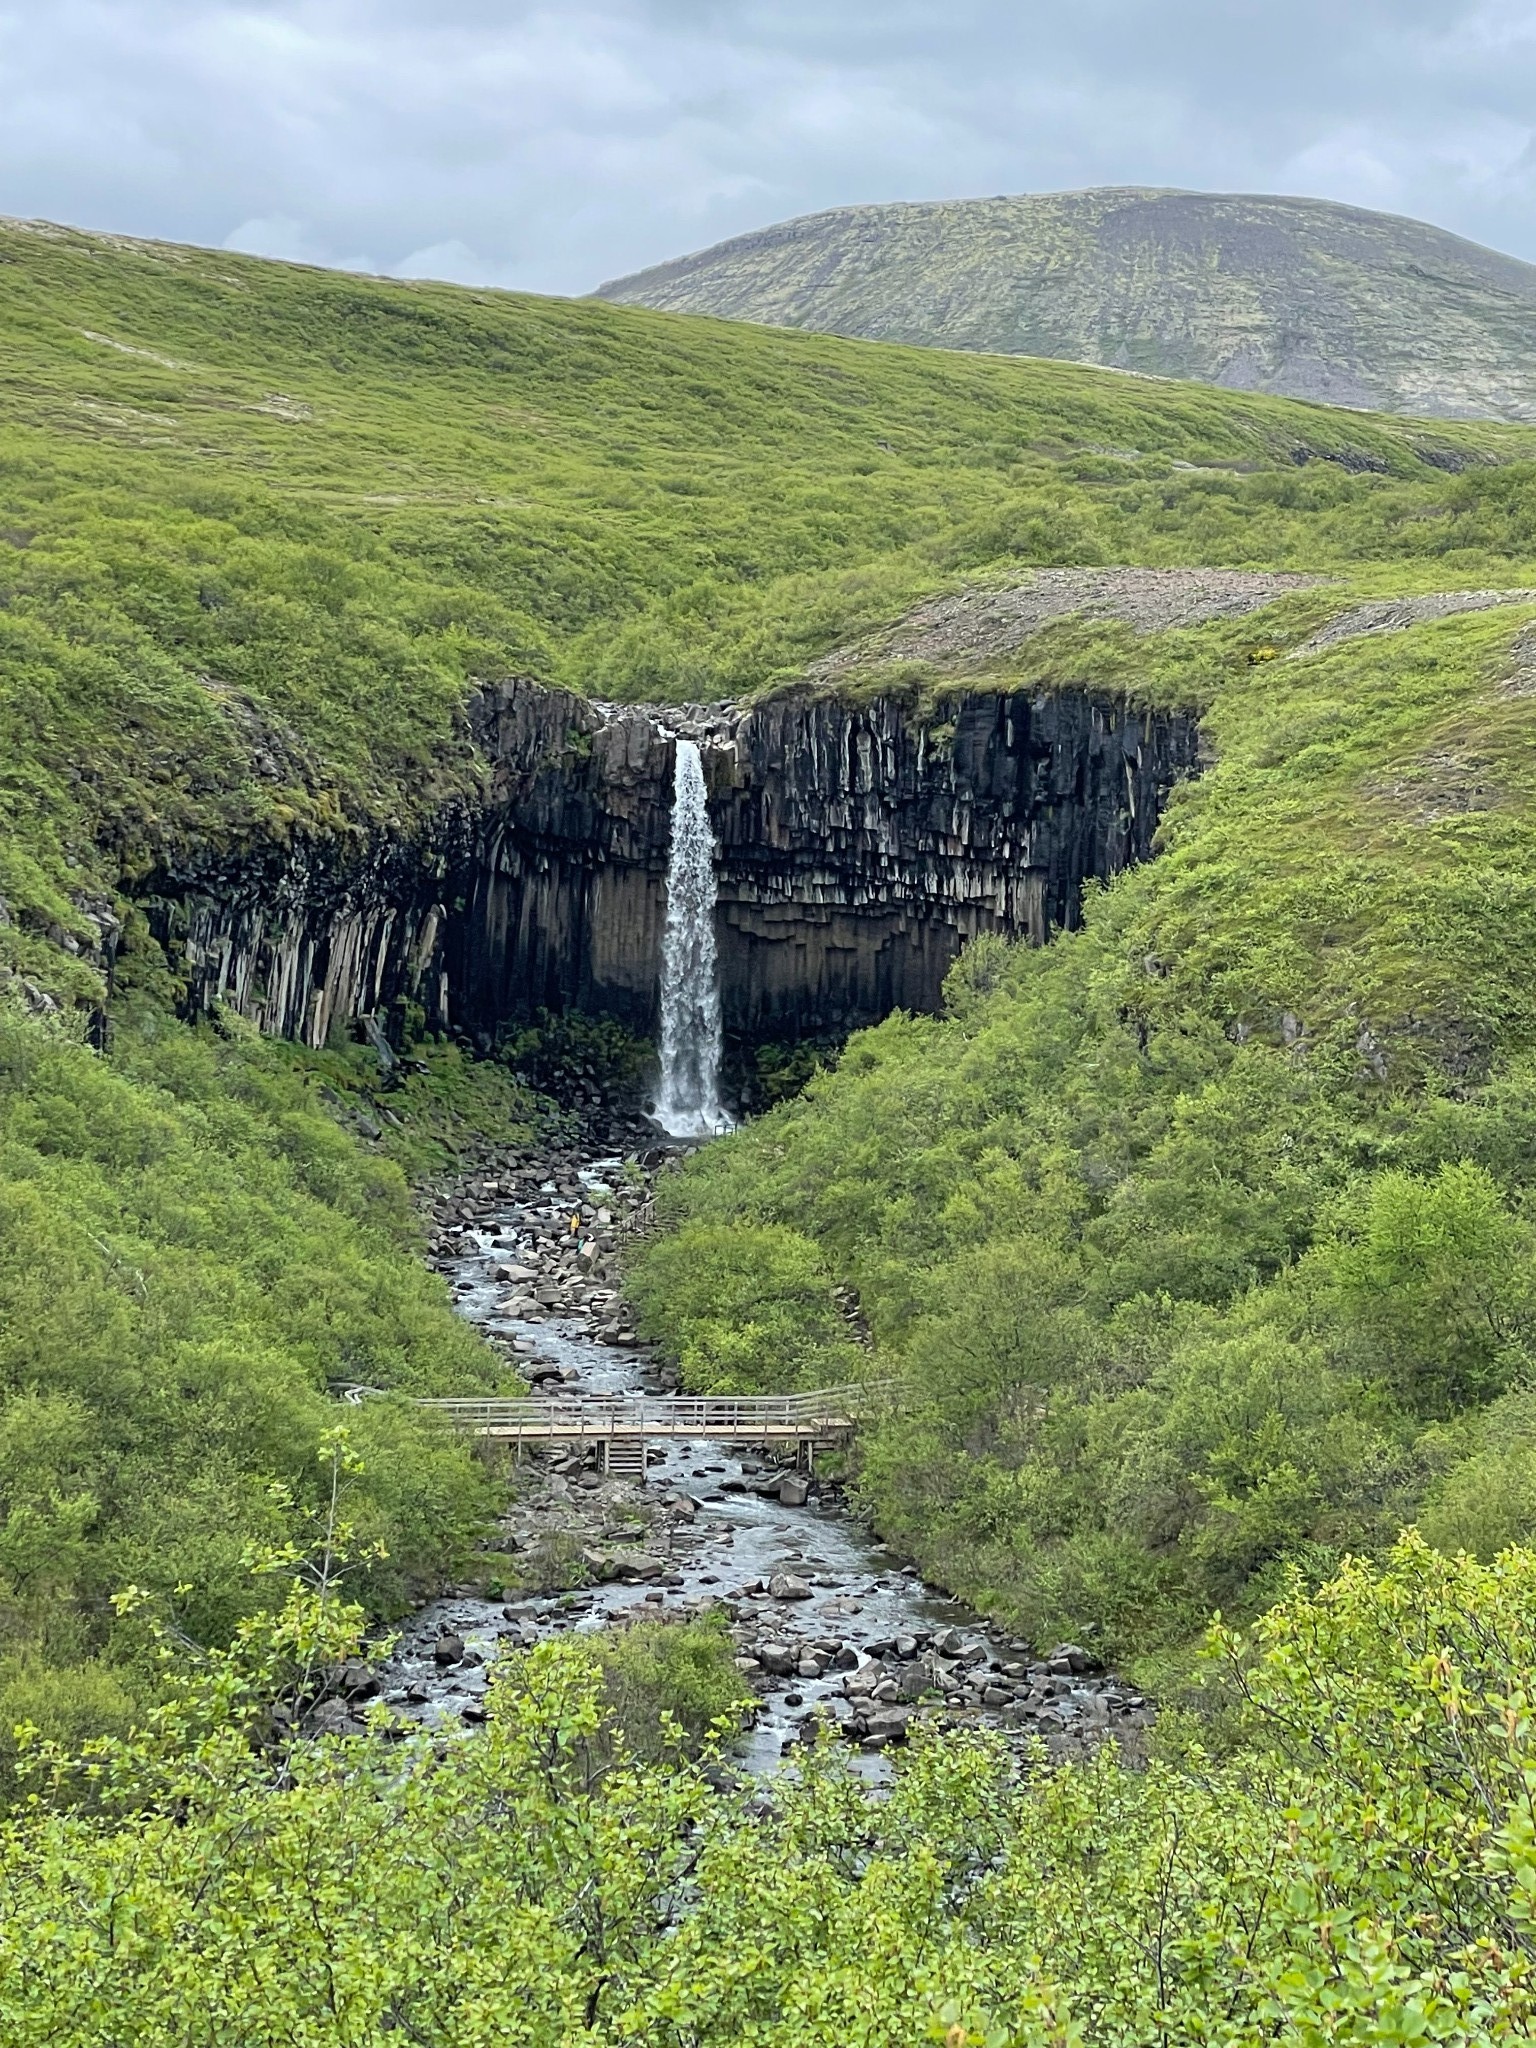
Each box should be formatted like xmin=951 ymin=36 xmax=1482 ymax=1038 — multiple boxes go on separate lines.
xmin=351 ymin=1144 xmax=1152 ymax=1774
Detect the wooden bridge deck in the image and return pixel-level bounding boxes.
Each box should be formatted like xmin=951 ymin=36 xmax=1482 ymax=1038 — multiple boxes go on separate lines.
xmin=406 ymin=1384 xmax=890 ymax=1444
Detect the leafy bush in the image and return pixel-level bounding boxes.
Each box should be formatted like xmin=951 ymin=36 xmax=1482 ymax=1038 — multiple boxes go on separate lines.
xmin=1317 ymin=1160 xmax=1536 ymax=1415
xmin=6 ymin=1542 xmax=1536 ymax=2041
xmin=0 ymin=999 xmax=499 ymax=1742
xmin=593 ymin=1614 xmax=748 ymax=1761
xmin=497 ymin=1008 xmax=653 ymax=1113
xmin=627 ymin=1219 xmax=862 ymax=1393
xmin=516 ymin=1531 xmax=594 ymax=1594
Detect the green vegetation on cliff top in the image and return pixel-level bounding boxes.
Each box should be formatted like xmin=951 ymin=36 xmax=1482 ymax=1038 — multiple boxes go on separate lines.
xmin=6 ymin=212 xmax=1536 ymax=1007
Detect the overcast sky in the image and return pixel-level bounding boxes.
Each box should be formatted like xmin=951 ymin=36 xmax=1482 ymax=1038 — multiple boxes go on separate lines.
xmin=4 ymin=1 xmax=1536 ymax=295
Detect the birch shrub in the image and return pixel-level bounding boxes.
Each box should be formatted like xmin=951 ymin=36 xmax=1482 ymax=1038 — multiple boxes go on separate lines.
xmin=4 ymin=1538 xmax=1536 ymax=2044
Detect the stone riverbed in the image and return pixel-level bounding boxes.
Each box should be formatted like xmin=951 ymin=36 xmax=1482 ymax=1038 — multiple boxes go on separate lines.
xmin=369 ymin=1150 xmax=1150 ymax=1771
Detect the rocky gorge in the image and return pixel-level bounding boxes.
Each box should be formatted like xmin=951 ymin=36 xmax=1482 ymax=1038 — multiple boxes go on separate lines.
xmin=338 ymin=1146 xmax=1152 ymax=1771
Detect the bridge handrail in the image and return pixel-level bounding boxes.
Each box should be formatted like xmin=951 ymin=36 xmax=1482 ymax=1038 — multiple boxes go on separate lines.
xmin=373 ymin=1380 xmax=896 ymax=1432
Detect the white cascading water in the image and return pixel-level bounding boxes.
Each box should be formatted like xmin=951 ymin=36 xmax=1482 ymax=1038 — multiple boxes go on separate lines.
xmin=653 ymin=739 xmax=732 ymax=1139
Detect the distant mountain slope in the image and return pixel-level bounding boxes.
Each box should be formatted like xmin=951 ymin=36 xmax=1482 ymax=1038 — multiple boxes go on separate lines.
xmin=596 ymin=188 xmax=1536 ymax=421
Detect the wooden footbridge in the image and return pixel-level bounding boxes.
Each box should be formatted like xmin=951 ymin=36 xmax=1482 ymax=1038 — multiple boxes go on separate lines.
xmin=341 ymin=1383 xmax=892 ymax=1478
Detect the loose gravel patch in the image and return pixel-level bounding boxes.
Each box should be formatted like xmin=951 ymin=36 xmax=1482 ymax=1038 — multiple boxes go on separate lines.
xmin=807 ymin=567 xmax=1325 ymax=678
xmin=1295 ymin=588 xmax=1536 ymax=654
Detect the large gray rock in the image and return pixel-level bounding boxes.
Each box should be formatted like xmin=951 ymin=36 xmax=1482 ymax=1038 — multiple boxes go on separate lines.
xmin=768 ymin=1573 xmax=813 ymax=1601
xmin=614 ymin=1553 xmax=663 ymax=1581
xmin=336 ymin=1658 xmax=380 ymax=1700
xmin=1047 ymin=1643 xmax=1100 ymax=1676
xmin=307 ymin=1698 xmax=361 ymax=1738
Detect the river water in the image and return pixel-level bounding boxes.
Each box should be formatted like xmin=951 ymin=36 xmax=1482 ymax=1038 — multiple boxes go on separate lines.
xmin=379 ymin=1156 xmax=1149 ymax=1772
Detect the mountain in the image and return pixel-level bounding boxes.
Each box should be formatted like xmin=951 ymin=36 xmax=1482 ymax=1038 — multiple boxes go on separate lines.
xmin=596 ymin=187 xmax=1536 ymax=420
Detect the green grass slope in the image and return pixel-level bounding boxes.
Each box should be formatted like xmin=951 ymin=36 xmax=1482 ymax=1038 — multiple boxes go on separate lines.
xmin=597 ymin=187 xmax=1536 ymax=421
xmin=634 ymin=585 xmax=1536 ymax=1670
xmin=0 ymin=998 xmax=511 ymax=1776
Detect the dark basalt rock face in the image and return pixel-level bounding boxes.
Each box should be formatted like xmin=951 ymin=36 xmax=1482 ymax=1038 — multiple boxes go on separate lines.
xmin=137 ymin=677 xmax=1200 ymax=1051
xmin=139 ymin=826 xmax=467 ymax=1048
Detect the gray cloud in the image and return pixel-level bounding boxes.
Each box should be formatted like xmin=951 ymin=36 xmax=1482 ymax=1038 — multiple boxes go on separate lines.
xmin=2 ymin=1 xmax=1536 ymax=295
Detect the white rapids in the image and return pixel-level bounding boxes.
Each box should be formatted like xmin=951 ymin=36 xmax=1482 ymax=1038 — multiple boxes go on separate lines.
xmin=653 ymin=738 xmax=732 ymax=1139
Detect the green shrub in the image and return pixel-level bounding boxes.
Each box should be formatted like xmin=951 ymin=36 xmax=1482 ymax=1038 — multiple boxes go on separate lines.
xmin=4 ymin=1542 xmax=1536 ymax=2042
xmin=628 ymin=1220 xmax=862 ymax=1393
xmin=593 ymin=1614 xmax=747 ymax=1761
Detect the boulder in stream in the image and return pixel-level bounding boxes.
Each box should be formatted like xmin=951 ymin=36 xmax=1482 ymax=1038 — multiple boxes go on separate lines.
xmin=768 ymin=1573 xmax=813 ymax=1601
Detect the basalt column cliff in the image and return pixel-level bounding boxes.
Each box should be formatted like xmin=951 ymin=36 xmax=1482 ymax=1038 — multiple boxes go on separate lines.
xmin=450 ymin=681 xmax=1199 ymax=1040
xmin=147 ymin=679 xmax=1200 ymax=1050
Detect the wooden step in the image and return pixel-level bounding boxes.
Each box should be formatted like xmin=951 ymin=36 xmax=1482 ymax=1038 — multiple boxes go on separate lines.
xmin=600 ymin=1438 xmax=649 ymax=1481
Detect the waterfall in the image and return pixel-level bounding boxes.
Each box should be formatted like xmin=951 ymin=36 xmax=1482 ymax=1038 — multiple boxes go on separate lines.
xmin=653 ymin=739 xmax=732 ymax=1138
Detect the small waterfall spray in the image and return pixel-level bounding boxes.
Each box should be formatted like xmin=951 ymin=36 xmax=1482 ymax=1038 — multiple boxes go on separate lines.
xmin=653 ymin=738 xmax=732 ymax=1139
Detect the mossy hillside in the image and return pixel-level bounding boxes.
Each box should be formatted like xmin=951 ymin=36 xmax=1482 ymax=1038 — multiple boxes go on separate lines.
xmin=596 ymin=189 xmax=1536 ymax=421
xmin=631 ymin=597 xmax=1536 ymax=1666
xmin=0 ymin=996 xmax=517 ymax=1764
xmin=9 ymin=218 xmax=1536 ymax=1003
